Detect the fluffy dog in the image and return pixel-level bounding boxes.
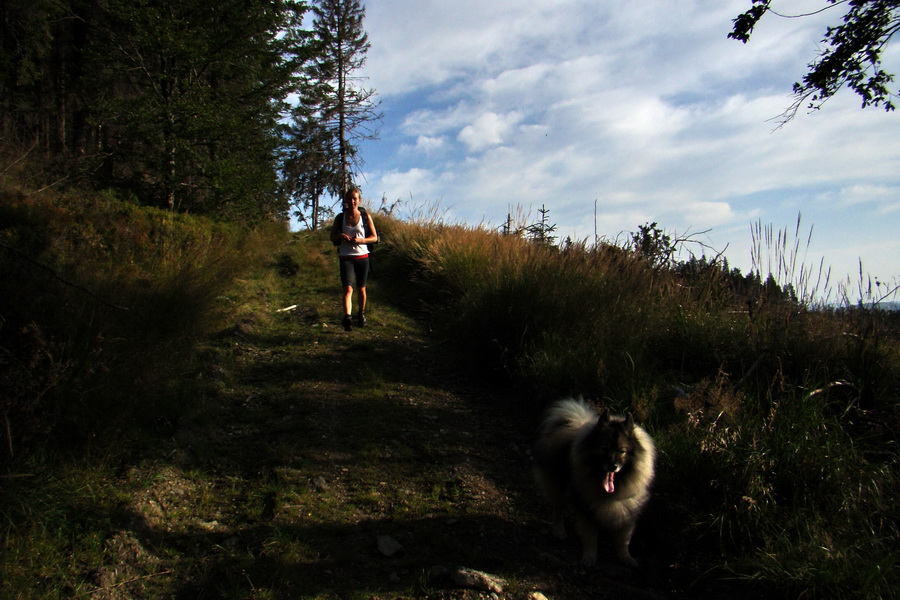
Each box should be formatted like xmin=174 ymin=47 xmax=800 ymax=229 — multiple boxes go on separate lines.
xmin=533 ymin=397 xmax=656 ymax=567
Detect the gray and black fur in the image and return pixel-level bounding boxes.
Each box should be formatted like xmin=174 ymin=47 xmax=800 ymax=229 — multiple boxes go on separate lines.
xmin=533 ymin=397 xmax=656 ymax=566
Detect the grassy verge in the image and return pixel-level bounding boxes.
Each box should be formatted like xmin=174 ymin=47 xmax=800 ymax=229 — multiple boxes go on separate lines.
xmin=1 ymin=188 xmax=286 ymax=460
xmin=378 ymin=215 xmax=900 ymax=598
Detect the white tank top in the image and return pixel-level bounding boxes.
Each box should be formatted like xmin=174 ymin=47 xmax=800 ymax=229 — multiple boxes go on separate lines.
xmin=339 ymin=212 xmax=368 ymax=258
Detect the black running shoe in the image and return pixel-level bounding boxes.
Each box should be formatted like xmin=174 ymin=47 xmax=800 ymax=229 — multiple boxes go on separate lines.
xmin=358 ymin=311 xmax=367 ymax=327
xmin=342 ymin=315 xmax=352 ymax=331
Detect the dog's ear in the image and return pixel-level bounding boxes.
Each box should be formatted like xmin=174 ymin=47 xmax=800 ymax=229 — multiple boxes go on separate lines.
xmin=625 ymin=413 xmax=635 ymax=431
xmin=599 ymin=408 xmax=610 ymax=422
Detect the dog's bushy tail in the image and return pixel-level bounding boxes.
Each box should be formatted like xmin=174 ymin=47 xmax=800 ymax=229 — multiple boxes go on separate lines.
xmin=539 ymin=397 xmax=598 ymax=434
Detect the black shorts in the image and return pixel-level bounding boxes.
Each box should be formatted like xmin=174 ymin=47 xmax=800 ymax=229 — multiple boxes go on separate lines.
xmin=340 ymin=256 xmax=370 ymax=288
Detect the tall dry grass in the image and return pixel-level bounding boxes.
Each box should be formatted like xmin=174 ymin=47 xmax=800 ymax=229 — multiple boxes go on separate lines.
xmin=379 ymin=216 xmax=682 ymax=401
xmin=376 ymin=211 xmax=899 ymax=598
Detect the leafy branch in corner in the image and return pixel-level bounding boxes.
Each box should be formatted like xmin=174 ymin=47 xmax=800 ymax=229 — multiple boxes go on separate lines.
xmin=730 ymin=0 xmax=899 ymax=124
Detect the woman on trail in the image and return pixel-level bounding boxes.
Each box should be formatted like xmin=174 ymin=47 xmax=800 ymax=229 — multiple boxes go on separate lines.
xmin=330 ymin=186 xmax=378 ymax=331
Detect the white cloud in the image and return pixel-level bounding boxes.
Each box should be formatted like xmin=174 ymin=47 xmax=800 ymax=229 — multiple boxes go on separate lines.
xmin=412 ymin=135 xmax=446 ymax=156
xmin=363 ymin=0 xmax=601 ymax=96
xmin=400 ymin=103 xmax=472 ymax=137
xmin=457 ymin=111 xmax=523 ymax=152
xmin=376 ymin=167 xmax=441 ymax=202
xmin=816 ymin=184 xmax=898 ymax=209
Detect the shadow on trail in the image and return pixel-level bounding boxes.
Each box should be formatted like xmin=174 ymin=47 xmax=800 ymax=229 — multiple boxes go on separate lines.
xmin=118 ymin=312 xmax=679 ymax=599
xmin=121 ymin=507 xmax=662 ymax=600
xmin=111 ymin=283 xmax=762 ymax=600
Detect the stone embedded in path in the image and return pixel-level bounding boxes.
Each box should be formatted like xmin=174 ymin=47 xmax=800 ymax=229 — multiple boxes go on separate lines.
xmin=440 ymin=566 xmax=506 ymax=594
xmin=377 ymin=535 xmax=403 ymax=557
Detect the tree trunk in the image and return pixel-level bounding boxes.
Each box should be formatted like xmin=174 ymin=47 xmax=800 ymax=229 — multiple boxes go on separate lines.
xmin=52 ymin=27 xmax=67 ymax=154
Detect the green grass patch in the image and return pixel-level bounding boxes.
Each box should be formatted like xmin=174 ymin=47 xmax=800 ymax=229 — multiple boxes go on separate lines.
xmin=3 ymin=194 xmax=898 ymax=598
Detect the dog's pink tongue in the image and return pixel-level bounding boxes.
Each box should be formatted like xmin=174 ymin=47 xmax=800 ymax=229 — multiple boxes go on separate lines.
xmin=604 ymin=471 xmax=615 ymax=493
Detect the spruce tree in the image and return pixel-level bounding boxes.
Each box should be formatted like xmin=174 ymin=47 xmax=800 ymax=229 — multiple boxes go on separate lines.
xmin=291 ymin=0 xmax=380 ymax=216
xmin=1 ymin=0 xmax=311 ymax=221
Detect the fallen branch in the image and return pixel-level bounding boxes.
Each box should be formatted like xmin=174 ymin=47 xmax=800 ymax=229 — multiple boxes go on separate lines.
xmin=0 ymin=139 xmax=39 ymax=175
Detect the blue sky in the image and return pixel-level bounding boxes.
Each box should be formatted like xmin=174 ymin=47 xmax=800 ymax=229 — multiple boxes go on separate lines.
xmin=351 ymin=0 xmax=899 ymax=302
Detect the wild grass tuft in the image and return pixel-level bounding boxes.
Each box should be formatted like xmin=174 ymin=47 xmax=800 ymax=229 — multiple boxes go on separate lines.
xmin=0 ymin=462 xmax=131 ymax=598
xmin=660 ymin=379 xmax=899 ymax=598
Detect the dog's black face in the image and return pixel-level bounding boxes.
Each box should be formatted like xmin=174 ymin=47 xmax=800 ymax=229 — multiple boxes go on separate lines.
xmin=579 ymin=411 xmax=636 ymax=493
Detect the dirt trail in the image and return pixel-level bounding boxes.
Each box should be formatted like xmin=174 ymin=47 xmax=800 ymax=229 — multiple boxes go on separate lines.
xmin=104 ymin=256 xmax=683 ymax=600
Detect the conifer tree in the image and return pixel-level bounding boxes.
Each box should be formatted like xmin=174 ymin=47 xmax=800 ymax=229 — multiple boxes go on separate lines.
xmin=292 ymin=0 xmax=380 ymax=215
xmin=93 ymin=0 xmax=307 ymax=217
xmin=1 ymin=0 xmax=311 ymax=221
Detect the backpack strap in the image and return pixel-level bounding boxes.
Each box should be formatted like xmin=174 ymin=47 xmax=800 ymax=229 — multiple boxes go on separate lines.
xmin=331 ymin=213 xmax=343 ymax=246
xmin=359 ymin=207 xmax=369 ymax=238
xmin=359 ymin=207 xmax=378 ymax=246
